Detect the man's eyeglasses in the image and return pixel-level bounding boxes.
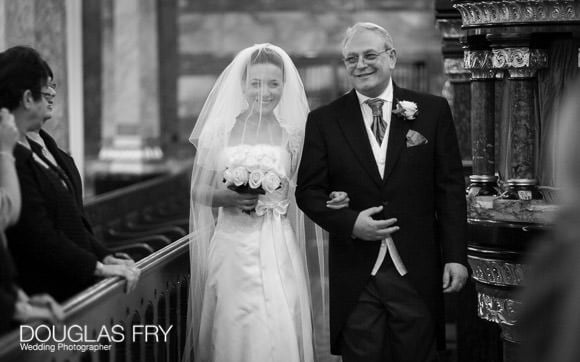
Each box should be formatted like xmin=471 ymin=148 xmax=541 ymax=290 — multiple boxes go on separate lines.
xmin=343 ymin=49 xmax=392 ymax=66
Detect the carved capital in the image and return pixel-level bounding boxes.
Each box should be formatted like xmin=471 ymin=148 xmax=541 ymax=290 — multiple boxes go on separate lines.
xmin=492 ymin=48 xmax=548 ymax=78
xmin=454 ymin=0 xmax=577 ymax=27
xmin=468 ymin=256 xmax=527 ymax=286
xmin=465 ymin=50 xmax=496 ymax=79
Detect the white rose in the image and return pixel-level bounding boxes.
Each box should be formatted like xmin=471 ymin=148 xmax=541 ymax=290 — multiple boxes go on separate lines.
xmin=399 ymin=101 xmax=418 ymax=120
xmin=223 ymin=168 xmax=234 ymax=186
xmin=232 ymin=167 xmax=249 ymax=186
xmin=262 ymin=172 xmax=281 ymax=193
xmin=248 ymin=169 xmax=265 ymax=189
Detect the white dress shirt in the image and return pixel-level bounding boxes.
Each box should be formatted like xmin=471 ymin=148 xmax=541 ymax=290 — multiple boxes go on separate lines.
xmin=355 ymin=80 xmax=408 ymax=276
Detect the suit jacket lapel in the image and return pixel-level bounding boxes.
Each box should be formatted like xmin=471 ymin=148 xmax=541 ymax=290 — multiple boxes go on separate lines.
xmin=337 ymin=91 xmax=383 ymax=187
xmin=384 ymin=85 xmax=410 ymax=182
xmin=38 ymin=130 xmax=81 ymax=200
xmin=28 ymin=136 xmax=75 ymax=195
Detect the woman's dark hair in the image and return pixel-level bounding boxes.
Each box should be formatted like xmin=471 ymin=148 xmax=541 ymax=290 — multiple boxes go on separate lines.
xmin=0 ymin=46 xmax=53 ymax=111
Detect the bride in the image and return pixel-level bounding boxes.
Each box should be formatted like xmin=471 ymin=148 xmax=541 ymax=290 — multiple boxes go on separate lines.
xmin=184 ymin=44 xmax=346 ymax=362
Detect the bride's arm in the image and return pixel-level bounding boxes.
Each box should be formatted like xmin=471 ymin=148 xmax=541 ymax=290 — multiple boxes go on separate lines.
xmin=191 ymin=168 xmax=258 ymax=210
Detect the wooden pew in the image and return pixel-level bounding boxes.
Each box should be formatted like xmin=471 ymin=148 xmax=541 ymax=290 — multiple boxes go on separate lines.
xmin=84 ymin=167 xmax=191 ymax=259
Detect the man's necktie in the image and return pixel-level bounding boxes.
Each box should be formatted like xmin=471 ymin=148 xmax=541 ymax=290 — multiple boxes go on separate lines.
xmin=366 ymin=98 xmax=386 ymax=144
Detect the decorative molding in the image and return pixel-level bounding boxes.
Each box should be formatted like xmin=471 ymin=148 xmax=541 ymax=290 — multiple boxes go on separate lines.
xmin=453 ymin=0 xmax=577 ymax=27
xmin=492 ymin=47 xmax=548 ymax=75
xmin=436 ymin=19 xmax=465 ymax=39
xmin=459 ymin=47 xmax=551 ymax=78
xmin=468 ymin=256 xmax=526 ymax=286
xmin=464 ymin=50 xmax=496 ymax=79
xmin=477 ymin=291 xmax=521 ymax=326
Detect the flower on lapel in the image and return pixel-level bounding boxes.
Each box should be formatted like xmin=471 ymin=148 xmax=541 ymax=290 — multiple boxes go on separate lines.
xmin=392 ymin=100 xmax=419 ymax=120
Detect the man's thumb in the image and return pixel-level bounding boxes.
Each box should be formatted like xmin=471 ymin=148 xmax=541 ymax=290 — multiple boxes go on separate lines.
xmin=364 ymin=205 xmax=383 ymax=216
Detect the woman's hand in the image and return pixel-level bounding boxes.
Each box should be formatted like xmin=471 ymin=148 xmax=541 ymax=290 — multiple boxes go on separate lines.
xmin=0 ymin=108 xmax=18 ymax=152
xmin=14 ymin=290 xmax=64 ymax=324
xmin=95 ymin=262 xmax=141 ymax=293
xmin=103 ymin=253 xmax=136 ymax=267
xmin=327 ymin=191 xmax=350 ymax=210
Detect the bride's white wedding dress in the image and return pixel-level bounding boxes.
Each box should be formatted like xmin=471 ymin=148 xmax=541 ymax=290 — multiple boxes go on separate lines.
xmin=197 ymin=144 xmax=314 ymax=362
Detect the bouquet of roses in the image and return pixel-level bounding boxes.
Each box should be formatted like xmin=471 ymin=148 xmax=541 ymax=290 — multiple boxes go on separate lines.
xmin=223 ymin=166 xmax=282 ymax=195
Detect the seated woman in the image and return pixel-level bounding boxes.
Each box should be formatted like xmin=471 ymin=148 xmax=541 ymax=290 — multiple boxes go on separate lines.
xmin=0 ymin=46 xmax=140 ymax=303
xmin=0 ymin=108 xmax=63 ymax=334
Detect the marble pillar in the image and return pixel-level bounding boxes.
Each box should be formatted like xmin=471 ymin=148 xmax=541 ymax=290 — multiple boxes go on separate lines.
xmin=0 ymin=0 xmax=70 ymax=150
xmin=437 ymin=17 xmax=472 ymax=162
xmin=157 ymin=0 xmax=179 ymax=158
xmin=96 ymin=0 xmax=165 ymax=184
xmin=492 ymin=47 xmax=548 ymax=182
xmin=465 ymin=49 xmax=496 ymax=176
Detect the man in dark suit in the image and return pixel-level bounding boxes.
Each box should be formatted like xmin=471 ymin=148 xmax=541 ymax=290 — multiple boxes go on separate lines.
xmin=296 ymin=23 xmax=468 ymax=361
xmin=0 ymin=46 xmax=140 ymax=302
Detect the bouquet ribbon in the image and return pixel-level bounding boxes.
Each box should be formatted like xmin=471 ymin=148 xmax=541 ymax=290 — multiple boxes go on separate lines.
xmin=255 ymin=199 xmax=290 ymax=218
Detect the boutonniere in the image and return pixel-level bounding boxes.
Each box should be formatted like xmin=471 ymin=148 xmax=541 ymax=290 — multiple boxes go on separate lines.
xmin=392 ymin=99 xmax=419 ymax=120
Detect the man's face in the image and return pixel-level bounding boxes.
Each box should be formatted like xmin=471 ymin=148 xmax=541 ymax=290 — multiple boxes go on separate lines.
xmin=343 ymin=29 xmax=396 ymax=98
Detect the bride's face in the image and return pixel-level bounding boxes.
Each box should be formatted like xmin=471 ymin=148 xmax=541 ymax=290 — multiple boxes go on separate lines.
xmin=242 ymin=63 xmax=284 ymax=117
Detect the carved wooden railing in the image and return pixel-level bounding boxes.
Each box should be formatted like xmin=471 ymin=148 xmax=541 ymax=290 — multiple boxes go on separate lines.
xmin=0 ymin=234 xmax=192 ymax=362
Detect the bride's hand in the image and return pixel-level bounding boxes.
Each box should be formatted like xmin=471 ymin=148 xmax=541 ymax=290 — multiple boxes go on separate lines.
xmin=215 ymin=186 xmax=259 ymax=211
xmin=327 ymin=191 xmax=350 ymax=210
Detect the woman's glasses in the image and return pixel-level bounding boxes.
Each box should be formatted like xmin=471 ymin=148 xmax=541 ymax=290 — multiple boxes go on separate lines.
xmin=40 ymin=92 xmax=56 ymax=101
xmin=343 ymin=49 xmax=392 ymax=67
xmin=41 ymin=82 xmax=56 ymax=101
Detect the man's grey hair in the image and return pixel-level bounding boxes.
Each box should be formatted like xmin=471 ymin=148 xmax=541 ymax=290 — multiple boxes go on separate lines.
xmin=342 ymin=22 xmax=395 ymax=53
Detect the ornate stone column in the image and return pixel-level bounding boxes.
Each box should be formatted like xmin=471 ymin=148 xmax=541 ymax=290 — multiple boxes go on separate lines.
xmin=94 ymin=0 xmax=167 ymax=193
xmin=436 ymin=5 xmax=472 ymax=163
xmin=465 ymin=46 xmax=496 ymax=177
xmin=491 ymin=42 xmax=548 ymax=182
xmin=449 ymin=1 xmax=579 ymax=362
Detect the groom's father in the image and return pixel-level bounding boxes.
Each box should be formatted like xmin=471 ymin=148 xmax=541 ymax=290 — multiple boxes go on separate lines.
xmin=296 ymin=22 xmax=468 ymax=362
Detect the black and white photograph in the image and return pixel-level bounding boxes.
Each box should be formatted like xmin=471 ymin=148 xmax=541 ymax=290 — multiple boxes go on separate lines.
xmin=0 ymin=0 xmax=579 ymax=361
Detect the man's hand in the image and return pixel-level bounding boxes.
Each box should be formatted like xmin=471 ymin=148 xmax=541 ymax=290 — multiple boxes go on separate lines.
xmin=352 ymin=206 xmax=399 ymax=241
xmin=442 ymin=262 xmax=468 ymax=293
